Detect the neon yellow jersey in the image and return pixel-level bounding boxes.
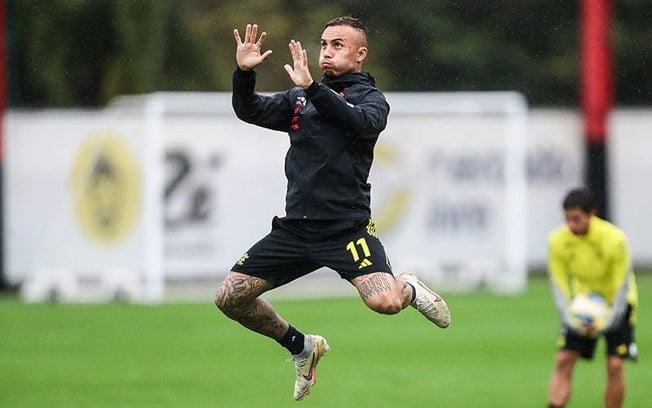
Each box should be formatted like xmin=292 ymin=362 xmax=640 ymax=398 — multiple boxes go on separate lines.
xmin=548 ymin=216 xmax=638 ymax=308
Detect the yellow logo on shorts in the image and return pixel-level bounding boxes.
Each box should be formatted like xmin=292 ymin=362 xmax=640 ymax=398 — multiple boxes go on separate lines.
xmin=616 ymin=344 xmax=628 ymax=357
xmin=236 ymin=252 xmax=249 ymax=266
xmin=358 ymin=259 xmax=373 ymax=269
xmin=366 ymin=220 xmax=378 ymax=238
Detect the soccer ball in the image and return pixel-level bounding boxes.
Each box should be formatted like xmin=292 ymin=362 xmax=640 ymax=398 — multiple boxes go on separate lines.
xmin=568 ymin=292 xmax=610 ymax=336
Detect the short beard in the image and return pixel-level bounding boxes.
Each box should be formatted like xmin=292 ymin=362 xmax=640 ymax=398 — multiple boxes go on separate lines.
xmin=322 ymin=68 xmax=337 ymax=77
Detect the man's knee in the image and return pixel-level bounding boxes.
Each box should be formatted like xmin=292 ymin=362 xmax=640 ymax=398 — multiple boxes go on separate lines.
xmin=366 ymin=295 xmax=404 ymax=315
xmin=352 ymin=272 xmax=405 ymax=315
xmin=554 ymin=350 xmax=579 ymax=373
xmin=215 ymin=277 xmax=249 ymax=316
xmin=214 ymin=272 xmax=271 ymax=316
xmin=214 ymin=282 xmax=236 ymax=315
xmin=606 ymin=356 xmax=624 ymax=378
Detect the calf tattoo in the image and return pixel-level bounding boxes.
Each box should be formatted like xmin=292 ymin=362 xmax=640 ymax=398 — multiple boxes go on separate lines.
xmin=215 ymin=274 xmax=287 ymax=339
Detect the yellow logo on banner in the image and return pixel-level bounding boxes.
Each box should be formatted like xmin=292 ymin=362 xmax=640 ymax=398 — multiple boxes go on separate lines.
xmin=70 ymin=134 xmax=141 ymax=244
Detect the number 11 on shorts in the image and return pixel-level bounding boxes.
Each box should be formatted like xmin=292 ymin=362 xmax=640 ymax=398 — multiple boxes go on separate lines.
xmin=346 ymin=238 xmax=371 ymax=262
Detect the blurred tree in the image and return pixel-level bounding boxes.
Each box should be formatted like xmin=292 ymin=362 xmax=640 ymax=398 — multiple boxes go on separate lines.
xmin=9 ymin=0 xmax=117 ymax=106
xmin=190 ymin=0 xmax=345 ymax=92
xmin=614 ymin=0 xmax=652 ymax=104
xmin=100 ymin=0 xmax=168 ymax=99
xmin=342 ymin=1 xmax=579 ymax=104
xmin=6 ymin=0 xmax=651 ymax=107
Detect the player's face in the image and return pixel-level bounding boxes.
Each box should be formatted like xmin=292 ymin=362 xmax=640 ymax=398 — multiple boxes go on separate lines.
xmin=564 ymin=208 xmax=592 ymax=236
xmin=319 ymin=25 xmax=368 ymax=77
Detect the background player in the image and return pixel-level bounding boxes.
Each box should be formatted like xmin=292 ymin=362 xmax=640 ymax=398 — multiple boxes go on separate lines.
xmin=547 ymin=188 xmax=638 ymax=408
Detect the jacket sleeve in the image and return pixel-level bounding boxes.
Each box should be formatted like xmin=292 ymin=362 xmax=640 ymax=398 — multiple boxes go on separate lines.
xmin=548 ymin=235 xmax=574 ymax=327
xmin=305 ymin=82 xmax=389 ymax=137
xmin=232 ymin=69 xmax=293 ymax=132
xmin=603 ymin=236 xmax=632 ymax=332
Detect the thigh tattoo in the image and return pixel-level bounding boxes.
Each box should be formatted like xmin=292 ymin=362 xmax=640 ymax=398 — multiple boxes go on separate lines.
xmin=356 ymin=273 xmax=392 ymax=300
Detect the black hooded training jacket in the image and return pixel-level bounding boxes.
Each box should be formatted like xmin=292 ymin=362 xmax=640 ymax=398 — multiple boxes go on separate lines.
xmin=232 ymin=68 xmax=390 ymax=221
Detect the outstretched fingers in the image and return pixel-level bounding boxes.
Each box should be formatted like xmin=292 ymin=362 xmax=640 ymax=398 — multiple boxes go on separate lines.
xmin=233 ymin=23 xmax=273 ymax=70
xmin=233 ymin=23 xmax=267 ymax=46
xmin=233 ymin=24 xmax=254 ymax=45
xmin=245 ymin=24 xmax=268 ymax=47
xmin=288 ymin=40 xmax=307 ymax=66
xmin=284 ymin=40 xmax=310 ymax=78
xmin=301 ymin=48 xmax=308 ymax=69
xmin=245 ymin=23 xmax=255 ymax=44
xmin=255 ymin=30 xmax=268 ymax=49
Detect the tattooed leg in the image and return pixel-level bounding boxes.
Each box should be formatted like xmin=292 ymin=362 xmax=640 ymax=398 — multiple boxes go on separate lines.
xmin=351 ymin=272 xmax=412 ymax=315
xmin=215 ymin=271 xmax=289 ymax=340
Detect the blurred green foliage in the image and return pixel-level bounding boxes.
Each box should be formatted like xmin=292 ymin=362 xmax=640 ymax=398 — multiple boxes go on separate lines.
xmin=7 ymin=0 xmax=652 ymax=107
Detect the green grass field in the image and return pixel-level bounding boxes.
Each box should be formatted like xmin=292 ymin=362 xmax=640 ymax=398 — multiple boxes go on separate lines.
xmin=1 ymin=276 xmax=649 ymax=407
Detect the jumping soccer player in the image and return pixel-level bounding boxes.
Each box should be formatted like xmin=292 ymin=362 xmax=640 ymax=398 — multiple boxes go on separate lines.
xmin=214 ymin=16 xmax=450 ymax=401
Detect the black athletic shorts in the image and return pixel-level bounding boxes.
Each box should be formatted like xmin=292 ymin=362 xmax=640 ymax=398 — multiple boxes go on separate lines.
xmin=231 ymin=216 xmax=393 ymax=287
xmin=559 ymin=304 xmax=637 ymax=360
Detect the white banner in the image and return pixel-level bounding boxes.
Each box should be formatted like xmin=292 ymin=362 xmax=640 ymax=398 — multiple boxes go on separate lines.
xmin=162 ymin=113 xmax=287 ymax=278
xmin=5 ymin=108 xmax=164 ymax=301
xmin=5 ymin=96 xmax=652 ymax=300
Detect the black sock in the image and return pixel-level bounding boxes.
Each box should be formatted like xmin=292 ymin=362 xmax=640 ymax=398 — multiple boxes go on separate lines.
xmin=278 ymin=325 xmax=305 ymax=355
xmin=406 ymin=282 xmax=416 ymax=303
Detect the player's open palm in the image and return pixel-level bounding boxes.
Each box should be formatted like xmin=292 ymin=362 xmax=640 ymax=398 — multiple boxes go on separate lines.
xmin=283 ymin=40 xmax=314 ymax=89
xmin=234 ymin=24 xmax=272 ymax=71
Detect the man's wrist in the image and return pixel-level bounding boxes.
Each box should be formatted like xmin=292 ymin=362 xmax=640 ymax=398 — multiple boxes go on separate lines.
xmin=305 ymin=81 xmax=320 ymax=97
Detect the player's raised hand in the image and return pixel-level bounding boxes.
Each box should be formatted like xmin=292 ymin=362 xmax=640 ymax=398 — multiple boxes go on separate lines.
xmin=283 ymin=40 xmax=314 ymax=89
xmin=234 ymin=24 xmax=273 ymax=71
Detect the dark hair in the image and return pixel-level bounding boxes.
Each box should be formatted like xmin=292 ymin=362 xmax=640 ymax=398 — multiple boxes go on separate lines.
xmin=324 ymin=16 xmax=368 ymax=40
xmin=562 ymin=188 xmax=596 ymax=213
